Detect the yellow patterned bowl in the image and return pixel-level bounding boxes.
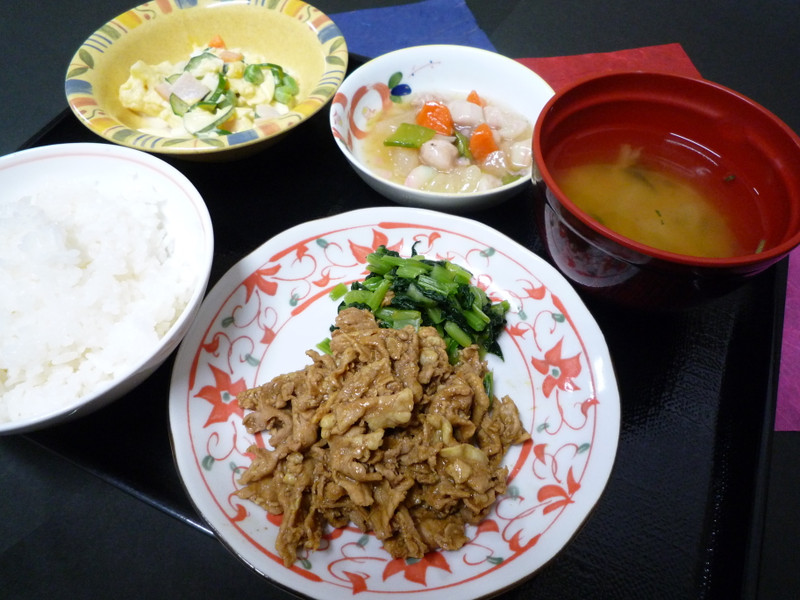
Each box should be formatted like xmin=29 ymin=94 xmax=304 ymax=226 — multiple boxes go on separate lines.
xmin=65 ymin=0 xmax=347 ymax=160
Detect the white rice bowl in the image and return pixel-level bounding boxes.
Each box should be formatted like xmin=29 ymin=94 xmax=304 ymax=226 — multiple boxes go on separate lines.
xmin=0 ymin=143 xmax=213 ymax=434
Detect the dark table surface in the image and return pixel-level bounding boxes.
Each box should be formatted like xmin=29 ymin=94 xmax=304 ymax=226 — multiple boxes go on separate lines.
xmin=1 ymin=1 xmax=799 ymax=599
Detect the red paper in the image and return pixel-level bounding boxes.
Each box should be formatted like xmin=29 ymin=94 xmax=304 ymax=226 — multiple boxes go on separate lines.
xmin=516 ymin=43 xmax=701 ymax=91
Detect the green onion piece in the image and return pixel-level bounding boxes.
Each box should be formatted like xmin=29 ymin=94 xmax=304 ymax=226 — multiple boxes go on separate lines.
xmin=274 ymin=86 xmax=294 ymax=106
xmin=384 ymin=123 xmax=436 ymax=148
xmin=430 ymin=264 xmax=456 ymax=284
xmin=405 ymin=282 xmax=437 ymax=307
xmin=461 ymin=306 xmax=490 ymax=332
xmin=366 ymin=253 xmax=395 ymax=275
xmin=426 ymin=306 xmax=444 ymax=324
xmin=380 ymin=254 xmax=419 ymax=268
xmin=361 ymin=277 xmax=386 ymax=291
xmin=375 ymin=307 xmax=422 ymax=329
xmin=491 ymin=299 xmax=511 ymax=316
xmin=316 ymin=337 xmax=332 ymax=355
xmin=395 ymin=262 xmax=431 ymax=280
xmin=264 ymin=63 xmax=286 ymax=80
xmin=417 ymin=273 xmax=458 ymax=297
xmin=444 ymin=321 xmax=472 ymax=348
xmin=445 ymin=336 xmax=461 ymax=364
xmin=483 ymin=371 xmax=494 ymax=397
xmin=367 ymin=278 xmax=391 ymax=312
xmin=445 ymin=262 xmax=473 ymax=285
xmin=343 ymin=289 xmax=372 ymax=305
xmin=281 ymin=74 xmax=299 ymax=95
xmin=329 ymin=283 xmax=348 ymax=300
xmin=243 ymin=64 xmax=265 ymax=85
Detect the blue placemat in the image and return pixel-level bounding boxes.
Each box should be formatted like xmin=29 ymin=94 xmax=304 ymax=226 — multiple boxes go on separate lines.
xmin=331 ymin=0 xmax=496 ymax=59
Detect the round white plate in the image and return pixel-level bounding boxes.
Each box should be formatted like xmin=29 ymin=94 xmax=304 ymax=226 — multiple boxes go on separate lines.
xmin=169 ymin=206 xmax=619 ymax=599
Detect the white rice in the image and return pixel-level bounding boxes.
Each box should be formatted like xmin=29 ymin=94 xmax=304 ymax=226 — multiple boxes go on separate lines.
xmin=0 ymin=178 xmax=194 ymax=423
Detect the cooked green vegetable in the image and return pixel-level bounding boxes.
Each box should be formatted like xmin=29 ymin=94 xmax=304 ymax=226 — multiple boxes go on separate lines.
xmin=455 ymin=130 xmax=472 ymax=158
xmin=383 ymin=123 xmax=437 ymax=148
xmin=274 ymin=73 xmax=299 ymax=106
xmin=329 ymin=245 xmax=510 ymax=363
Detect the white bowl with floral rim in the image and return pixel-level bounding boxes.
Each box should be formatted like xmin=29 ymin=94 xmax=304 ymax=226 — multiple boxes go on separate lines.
xmin=330 ymin=45 xmax=554 ymax=211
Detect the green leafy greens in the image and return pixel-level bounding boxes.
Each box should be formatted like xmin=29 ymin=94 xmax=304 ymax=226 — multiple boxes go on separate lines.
xmin=324 ymin=245 xmax=510 ymax=365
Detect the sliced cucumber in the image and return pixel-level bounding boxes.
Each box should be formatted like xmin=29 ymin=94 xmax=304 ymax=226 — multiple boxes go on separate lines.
xmin=184 ymin=52 xmax=223 ymax=77
xmin=183 ymin=103 xmax=235 ymax=136
xmin=205 ymin=72 xmax=227 ymax=103
xmin=169 ymin=93 xmax=190 ymax=117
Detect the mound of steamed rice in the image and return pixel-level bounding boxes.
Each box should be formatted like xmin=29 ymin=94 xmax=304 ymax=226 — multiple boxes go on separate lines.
xmin=0 ymin=179 xmax=195 ymax=424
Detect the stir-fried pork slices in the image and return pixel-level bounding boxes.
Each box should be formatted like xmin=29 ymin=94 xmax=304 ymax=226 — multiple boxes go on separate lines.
xmin=236 ymin=307 xmax=529 ymax=566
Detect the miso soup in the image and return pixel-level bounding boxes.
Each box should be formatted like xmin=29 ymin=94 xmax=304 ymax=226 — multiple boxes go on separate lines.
xmin=550 ymin=132 xmax=766 ymax=258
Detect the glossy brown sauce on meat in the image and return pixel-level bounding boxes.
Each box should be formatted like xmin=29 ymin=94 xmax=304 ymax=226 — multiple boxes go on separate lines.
xmin=236 ymin=307 xmax=529 ymax=566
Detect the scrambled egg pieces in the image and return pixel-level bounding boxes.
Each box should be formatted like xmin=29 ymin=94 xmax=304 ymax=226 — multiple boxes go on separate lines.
xmin=120 ymin=60 xmax=179 ymax=122
xmin=118 ymin=41 xmax=295 ymax=137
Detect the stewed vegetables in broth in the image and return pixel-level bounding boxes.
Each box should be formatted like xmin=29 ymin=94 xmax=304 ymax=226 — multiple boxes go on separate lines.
xmin=359 ymin=90 xmax=533 ymax=193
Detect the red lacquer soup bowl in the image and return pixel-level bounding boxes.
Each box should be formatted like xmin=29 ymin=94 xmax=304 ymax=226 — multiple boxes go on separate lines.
xmin=532 ymin=71 xmax=800 ymax=309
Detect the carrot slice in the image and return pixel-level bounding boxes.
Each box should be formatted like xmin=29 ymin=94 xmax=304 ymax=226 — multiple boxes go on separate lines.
xmin=467 ymin=90 xmax=487 ymax=107
xmin=208 ymin=34 xmax=226 ymax=49
xmin=469 ymin=123 xmax=499 ymax=161
xmin=415 ymin=102 xmax=454 ymax=136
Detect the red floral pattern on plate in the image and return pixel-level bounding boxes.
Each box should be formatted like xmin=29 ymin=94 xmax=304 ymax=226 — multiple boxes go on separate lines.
xmin=169 ymin=207 xmax=619 ymax=599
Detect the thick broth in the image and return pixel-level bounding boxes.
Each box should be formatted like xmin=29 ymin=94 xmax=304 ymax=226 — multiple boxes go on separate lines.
xmin=359 ymin=92 xmax=532 ymax=193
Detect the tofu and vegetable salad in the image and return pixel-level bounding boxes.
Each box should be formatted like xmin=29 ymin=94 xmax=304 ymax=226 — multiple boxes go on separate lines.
xmin=118 ymin=35 xmax=299 ymax=138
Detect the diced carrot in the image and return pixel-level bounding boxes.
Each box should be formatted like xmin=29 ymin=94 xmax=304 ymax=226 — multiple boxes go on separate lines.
xmin=467 ymin=90 xmax=487 ymax=107
xmin=208 ymin=34 xmax=226 ymax=49
xmin=415 ymin=101 xmax=454 ymax=136
xmin=469 ymin=123 xmax=499 ymax=161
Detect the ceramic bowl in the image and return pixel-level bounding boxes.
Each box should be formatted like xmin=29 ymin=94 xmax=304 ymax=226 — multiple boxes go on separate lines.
xmin=532 ymin=71 xmax=800 ymax=308
xmin=330 ymin=44 xmax=554 ymax=211
xmin=0 ymin=143 xmax=213 ymax=435
xmin=65 ymin=0 xmax=347 ymax=160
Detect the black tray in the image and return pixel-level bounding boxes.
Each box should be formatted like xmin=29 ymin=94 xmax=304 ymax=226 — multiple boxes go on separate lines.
xmin=21 ymin=68 xmax=783 ymax=599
